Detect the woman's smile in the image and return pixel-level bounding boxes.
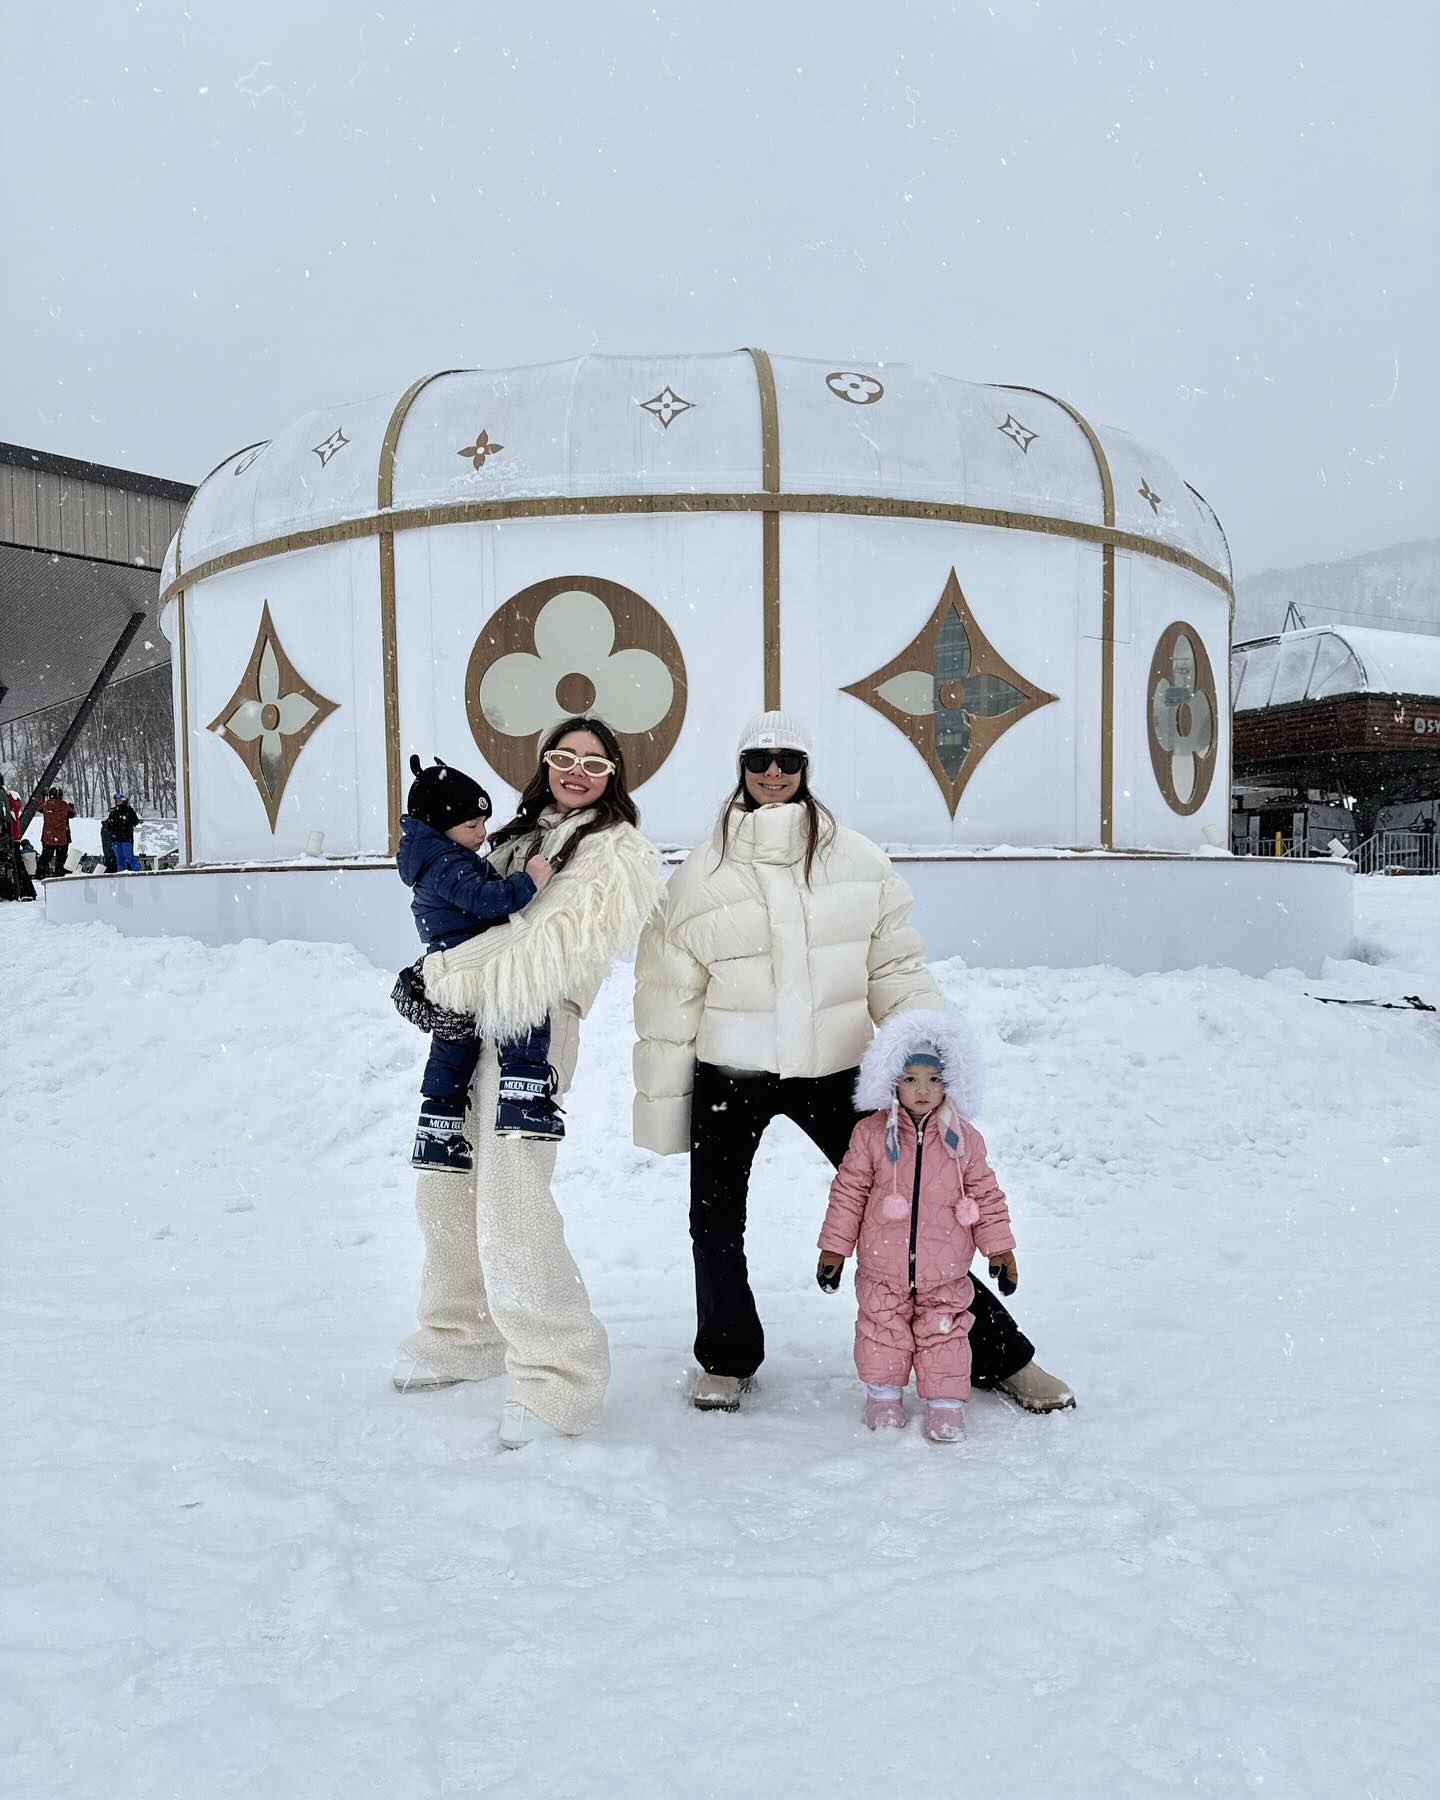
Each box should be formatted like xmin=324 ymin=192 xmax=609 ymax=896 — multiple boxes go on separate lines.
xmin=753 ymin=776 xmax=792 ymax=801
xmin=547 ymin=729 xmax=614 ymax=811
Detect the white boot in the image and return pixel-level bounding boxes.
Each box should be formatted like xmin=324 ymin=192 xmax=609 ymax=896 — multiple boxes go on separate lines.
xmin=498 ymin=1399 xmax=565 ymax=1449
xmin=391 ymin=1355 xmax=466 ymax=1393
xmin=691 ymin=1372 xmax=753 ymax=1412
xmin=995 ymin=1360 xmax=1075 ymax=1414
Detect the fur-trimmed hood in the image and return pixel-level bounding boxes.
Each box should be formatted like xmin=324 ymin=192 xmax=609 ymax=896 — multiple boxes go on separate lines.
xmin=854 ymin=1007 xmax=984 ymax=1119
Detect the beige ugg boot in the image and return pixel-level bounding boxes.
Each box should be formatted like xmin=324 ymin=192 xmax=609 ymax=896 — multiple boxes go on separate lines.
xmin=691 ymin=1373 xmax=753 ymax=1412
xmin=996 ymin=1361 xmax=1076 ymax=1413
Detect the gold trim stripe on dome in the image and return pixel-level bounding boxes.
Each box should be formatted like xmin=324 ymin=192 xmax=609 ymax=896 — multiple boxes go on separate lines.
xmin=999 ymin=383 xmax=1118 ymax=848
xmin=171 ymin=438 xmax=272 ymax=862
xmin=158 ymin=488 xmax=1233 ymax=609
xmin=743 ymin=347 xmax=783 ymax=711
xmin=164 ymin=360 xmax=1233 ymax=864
xmin=377 ymin=369 xmax=469 ymax=850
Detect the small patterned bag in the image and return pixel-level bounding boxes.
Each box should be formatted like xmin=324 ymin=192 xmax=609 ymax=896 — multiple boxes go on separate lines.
xmin=390 ymin=959 xmax=476 ymax=1043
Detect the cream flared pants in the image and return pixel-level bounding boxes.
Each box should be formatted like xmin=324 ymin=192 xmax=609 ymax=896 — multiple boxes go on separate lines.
xmin=399 ymin=1010 xmax=610 ymax=1433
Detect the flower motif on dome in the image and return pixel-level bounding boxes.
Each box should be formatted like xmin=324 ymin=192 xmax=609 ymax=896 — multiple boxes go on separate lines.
xmin=458 ymin=429 xmax=504 ymax=469
xmin=826 ymin=371 xmax=885 ymax=405
xmin=1138 ymin=478 xmax=1163 ymax=515
xmin=638 ymin=386 xmax=694 ymax=430
xmin=207 ymin=601 xmax=338 ymax=831
xmin=465 ymin=575 xmax=688 ymax=790
xmin=997 ymin=414 xmax=1038 ymax=454
xmin=311 ymin=428 xmax=350 ymax=467
xmin=1147 ymin=622 xmax=1217 ymax=815
xmin=232 ymin=445 xmax=267 ymax=478
xmin=842 ymin=568 xmax=1057 ymax=818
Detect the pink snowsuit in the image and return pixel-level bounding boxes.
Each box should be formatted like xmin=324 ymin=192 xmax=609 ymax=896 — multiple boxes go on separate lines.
xmin=819 ymin=1104 xmax=1015 ymax=1401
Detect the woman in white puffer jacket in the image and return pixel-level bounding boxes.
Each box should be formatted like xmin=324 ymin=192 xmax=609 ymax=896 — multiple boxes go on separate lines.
xmin=633 ymin=711 xmax=1074 ymax=1414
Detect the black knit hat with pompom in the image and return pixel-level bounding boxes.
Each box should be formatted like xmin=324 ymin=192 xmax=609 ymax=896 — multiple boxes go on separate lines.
xmin=405 ymin=754 xmax=491 ymax=831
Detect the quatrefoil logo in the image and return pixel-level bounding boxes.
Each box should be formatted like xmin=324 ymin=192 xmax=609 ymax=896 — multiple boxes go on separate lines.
xmin=825 ymin=371 xmax=885 ymax=405
xmin=1147 ymin=622 xmax=1217 ymax=815
xmin=465 ymin=575 xmax=688 ymax=790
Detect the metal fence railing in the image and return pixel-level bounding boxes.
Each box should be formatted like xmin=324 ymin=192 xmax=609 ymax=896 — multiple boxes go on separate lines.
xmin=1353 ymin=831 xmax=1440 ymax=876
xmin=1231 ymin=834 xmax=1327 ymax=859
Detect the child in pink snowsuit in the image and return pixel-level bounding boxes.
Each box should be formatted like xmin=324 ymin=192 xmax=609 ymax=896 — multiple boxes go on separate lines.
xmin=817 ymin=1008 xmax=1017 ymax=1444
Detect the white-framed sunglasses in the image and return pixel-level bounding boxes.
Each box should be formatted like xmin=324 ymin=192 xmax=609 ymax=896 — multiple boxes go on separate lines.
xmin=544 ymin=748 xmax=617 ymax=779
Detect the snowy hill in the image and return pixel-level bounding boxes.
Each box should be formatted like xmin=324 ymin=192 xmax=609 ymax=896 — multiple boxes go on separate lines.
xmin=1235 ymin=538 xmax=1440 ymax=644
xmin=3 ymin=892 xmax=1438 ymax=1799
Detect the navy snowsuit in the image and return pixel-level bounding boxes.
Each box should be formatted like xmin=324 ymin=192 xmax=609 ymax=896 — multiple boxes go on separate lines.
xmin=396 ymin=815 xmax=546 ymax=1104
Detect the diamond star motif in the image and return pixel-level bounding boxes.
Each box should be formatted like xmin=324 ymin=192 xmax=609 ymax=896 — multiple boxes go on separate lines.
xmin=997 ymin=414 xmax=1038 ymax=454
xmin=1139 ymin=478 xmax=1163 ymax=514
xmin=311 ymin=428 xmax=350 ymax=467
xmin=638 ymin=386 xmax=694 ymax=430
xmin=458 ymin=429 xmax=504 ymax=469
xmin=842 ymin=568 xmax=1057 ymax=817
xmin=207 ymin=601 xmax=338 ymax=831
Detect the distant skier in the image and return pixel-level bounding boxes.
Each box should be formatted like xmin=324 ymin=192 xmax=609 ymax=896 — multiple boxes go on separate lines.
xmin=37 ymin=787 xmax=75 ymax=878
xmin=395 ymin=753 xmax=560 ymax=1170
xmin=817 ymin=1008 xmax=1020 ymax=1444
xmin=104 ymin=791 xmax=141 ymax=872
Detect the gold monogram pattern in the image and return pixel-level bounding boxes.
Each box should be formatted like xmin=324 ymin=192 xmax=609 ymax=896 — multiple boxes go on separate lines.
xmin=1147 ymin=622 xmax=1217 ymax=814
xmin=208 ymin=602 xmax=339 ymax=830
xmin=843 ymin=569 xmax=1057 ymax=817
xmin=465 ymin=575 xmax=688 ymax=790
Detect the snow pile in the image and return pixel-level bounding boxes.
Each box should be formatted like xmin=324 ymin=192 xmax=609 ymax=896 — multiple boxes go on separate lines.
xmin=2 ymin=883 xmax=1437 ymax=1799
xmin=1349 ymin=874 xmax=1440 ymax=985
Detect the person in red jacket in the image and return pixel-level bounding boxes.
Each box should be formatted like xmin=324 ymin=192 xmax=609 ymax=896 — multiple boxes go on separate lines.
xmin=38 ymin=788 xmax=76 ymax=878
xmin=2 ymin=780 xmax=35 ymax=900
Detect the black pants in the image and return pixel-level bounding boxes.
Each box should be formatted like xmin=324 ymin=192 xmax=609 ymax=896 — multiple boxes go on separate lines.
xmin=689 ymin=1060 xmax=1035 ymax=1385
xmin=37 ymin=845 xmax=68 ymax=878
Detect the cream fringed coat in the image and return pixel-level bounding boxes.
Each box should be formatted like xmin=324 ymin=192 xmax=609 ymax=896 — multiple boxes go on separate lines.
xmin=422 ymin=806 xmax=663 ymax=1049
xmin=632 ymin=804 xmax=939 ymax=1155
xmin=402 ymin=806 xmax=662 ymax=1437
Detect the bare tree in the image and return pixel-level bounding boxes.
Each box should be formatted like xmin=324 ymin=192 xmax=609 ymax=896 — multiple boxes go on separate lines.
xmin=1 ymin=665 xmax=175 ymax=818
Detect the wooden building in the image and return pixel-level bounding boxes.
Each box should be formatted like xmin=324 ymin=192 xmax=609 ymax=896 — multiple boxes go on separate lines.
xmin=0 ymin=442 xmax=192 ymax=816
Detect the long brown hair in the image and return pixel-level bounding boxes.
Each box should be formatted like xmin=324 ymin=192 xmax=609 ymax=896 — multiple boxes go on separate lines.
xmin=715 ymin=760 xmax=836 ymax=886
xmin=489 ymin=716 xmax=639 ymax=875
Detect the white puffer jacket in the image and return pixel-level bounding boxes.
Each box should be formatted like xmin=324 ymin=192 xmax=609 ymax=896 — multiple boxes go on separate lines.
xmin=632 ymin=804 xmax=939 ymax=1154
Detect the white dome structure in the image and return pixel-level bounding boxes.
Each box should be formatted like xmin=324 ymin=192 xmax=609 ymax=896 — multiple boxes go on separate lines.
xmin=37 ymin=348 xmax=1349 ymax=975
xmin=157 ymin=350 xmax=1236 ymax=863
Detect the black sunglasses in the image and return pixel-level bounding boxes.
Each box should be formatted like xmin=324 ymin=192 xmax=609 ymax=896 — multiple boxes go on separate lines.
xmin=740 ymin=749 xmax=807 ymax=776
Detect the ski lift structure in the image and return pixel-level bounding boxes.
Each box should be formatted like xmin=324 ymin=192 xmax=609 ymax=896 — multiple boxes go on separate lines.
xmin=1231 ymin=623 xmax=1440 ymax=864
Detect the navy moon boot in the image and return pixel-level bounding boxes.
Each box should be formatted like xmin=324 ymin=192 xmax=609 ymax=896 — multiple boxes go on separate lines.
xmin=495 ymin=1062 xmax=566 ymax=1141
xmin=412 ymin=1101 xmax=474 ymax=1171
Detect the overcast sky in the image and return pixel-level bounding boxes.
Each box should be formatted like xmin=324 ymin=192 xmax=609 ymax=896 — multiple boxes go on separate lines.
xmin=3 ymin=0 xmax=1434 ymax=576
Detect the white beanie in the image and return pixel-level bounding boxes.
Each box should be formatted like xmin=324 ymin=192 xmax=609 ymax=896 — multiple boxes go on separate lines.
xmin=736 ymin=710 xmax=813 ymax=760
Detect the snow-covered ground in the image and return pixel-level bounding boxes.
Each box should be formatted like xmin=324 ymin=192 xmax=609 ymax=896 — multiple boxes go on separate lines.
xmin=3 ymin=879 xmax=1437 ymax=1799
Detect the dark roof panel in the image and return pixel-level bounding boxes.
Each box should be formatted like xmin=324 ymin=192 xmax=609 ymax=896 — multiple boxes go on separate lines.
xmin=0 ymin=544 xmax=168 ymax=725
